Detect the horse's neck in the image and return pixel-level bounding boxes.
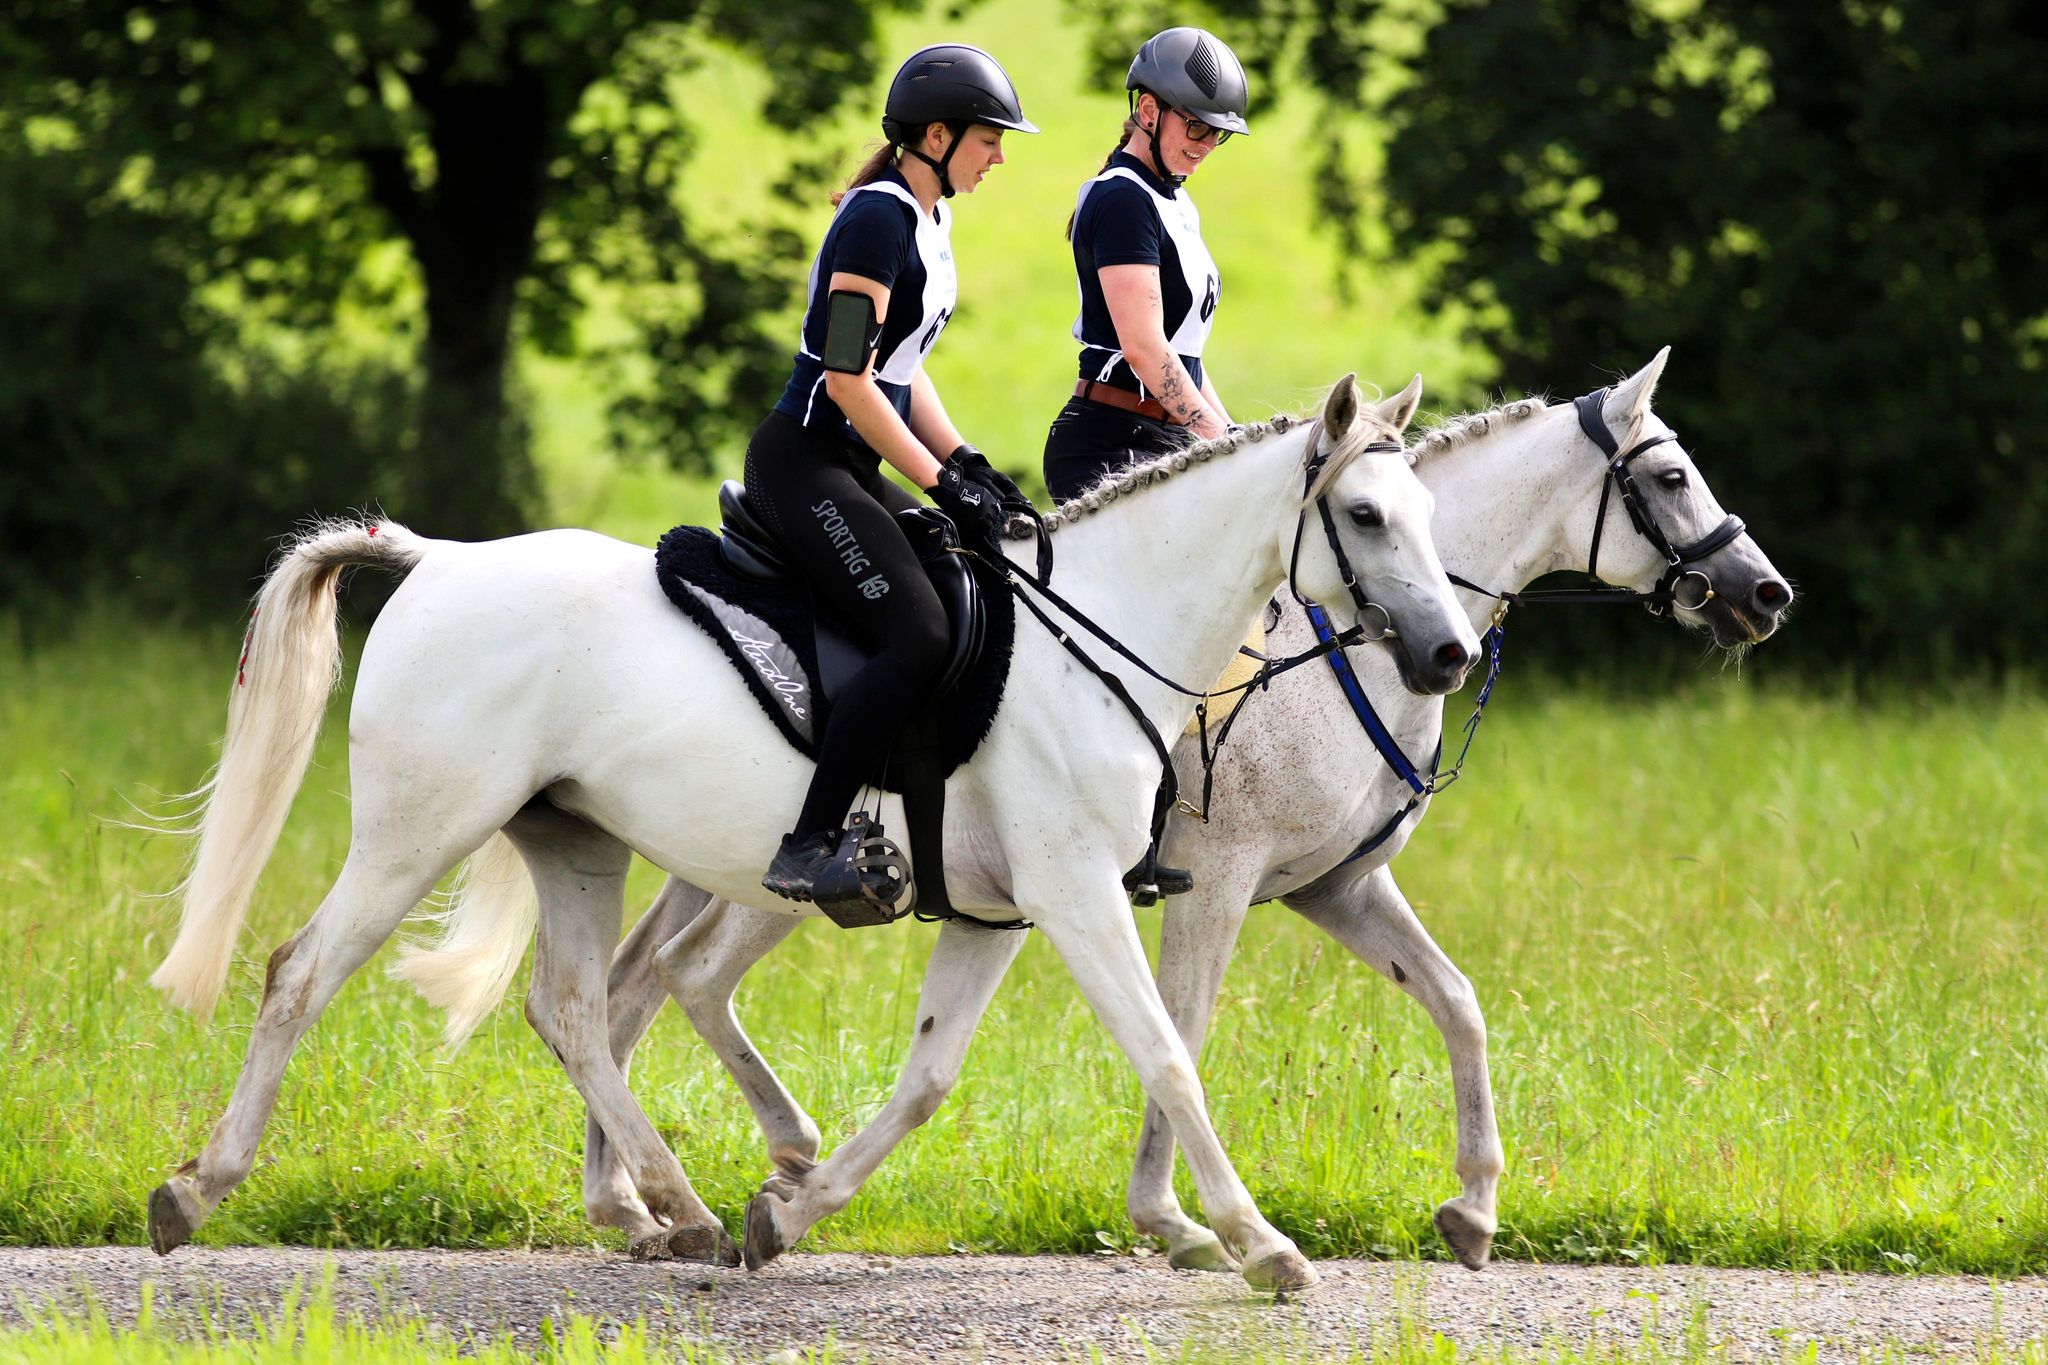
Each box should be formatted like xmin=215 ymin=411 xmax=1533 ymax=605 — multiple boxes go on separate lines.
xmin=1419 ymin=405 xmax=1599 ymax=627
xmin=1036 ymin=433 xmax=1302 ymax=734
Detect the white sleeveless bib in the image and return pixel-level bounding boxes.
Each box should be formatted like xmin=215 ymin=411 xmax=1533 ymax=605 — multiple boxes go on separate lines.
xmin=1071 ymin=166 xmax=1219 ymax=392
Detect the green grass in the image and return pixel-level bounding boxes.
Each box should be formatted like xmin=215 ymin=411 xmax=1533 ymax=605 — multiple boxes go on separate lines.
xmin=0 ymin=1273 xmax=809 ymax=1363
xmin=3 ymin=613 xmax=2046 ymax=1274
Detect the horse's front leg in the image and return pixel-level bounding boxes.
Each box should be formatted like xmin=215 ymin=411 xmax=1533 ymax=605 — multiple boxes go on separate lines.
xmin=1124 ymin=861 xmax=1264 ymax=1272
xmin=1031 ymin=872 xmax=1316 ymax=1293
xmin=737 ymin=918 xmax=1029 ymax=1269
xmin=583 ymin=876 xmax=715 ymax=1243
xmin=1285 ymin=862 xmax=1502 ymax=1269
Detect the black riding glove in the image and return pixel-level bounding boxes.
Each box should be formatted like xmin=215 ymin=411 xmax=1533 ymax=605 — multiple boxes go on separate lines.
xmin=947 ymin=444 xmax=1033 ymax=517
xmin=929 ymin=463 xmax=1009 ymax=547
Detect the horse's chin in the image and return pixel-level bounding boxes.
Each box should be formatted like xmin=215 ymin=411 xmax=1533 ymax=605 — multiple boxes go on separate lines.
xmin=1691 ymin=596 xmax=1776 ymax=649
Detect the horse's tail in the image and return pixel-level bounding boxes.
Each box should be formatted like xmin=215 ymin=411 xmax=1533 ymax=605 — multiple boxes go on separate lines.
xmin=151 ymin=518 xmax=431 ymax=1021
xmin=389 ymin=832 xmax=537 ymax=1050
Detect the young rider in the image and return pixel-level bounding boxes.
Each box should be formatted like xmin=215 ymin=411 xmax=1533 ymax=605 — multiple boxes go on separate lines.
xmin=1042 ymin=27 xmax=1249 ymax=503
xmin=750 ymin=45 xmax=1036 ymax=904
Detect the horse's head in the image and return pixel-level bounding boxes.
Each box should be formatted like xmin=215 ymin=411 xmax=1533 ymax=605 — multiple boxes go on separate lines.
xmin=1297 ymin=374 xmax=1480 ymax=696
xmin=1581 ymin=349 xmax=1793 ymax=647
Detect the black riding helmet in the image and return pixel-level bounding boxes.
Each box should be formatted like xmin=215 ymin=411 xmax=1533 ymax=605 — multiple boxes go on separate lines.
xmin=1126 ymin=27 xmax=1250 ymax=189
xmin=882 ymin=44 xmax=1038 ymax=199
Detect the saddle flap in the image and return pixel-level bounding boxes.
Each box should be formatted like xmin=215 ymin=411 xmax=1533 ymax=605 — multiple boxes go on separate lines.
xmin=897 ymin=508 xmax=984 ymax=698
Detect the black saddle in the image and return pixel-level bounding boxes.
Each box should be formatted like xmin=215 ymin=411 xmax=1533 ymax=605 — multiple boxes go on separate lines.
xmin=715 ymin=481 xmax=987 ymax=705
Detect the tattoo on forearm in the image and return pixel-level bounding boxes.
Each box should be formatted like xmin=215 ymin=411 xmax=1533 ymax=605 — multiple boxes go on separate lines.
xmin=1156 ymin=367 xmax=1202 ymax=423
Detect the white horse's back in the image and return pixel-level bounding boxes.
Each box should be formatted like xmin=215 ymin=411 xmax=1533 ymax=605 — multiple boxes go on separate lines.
xmin=352 ymin=527 xmax=808 ymax=895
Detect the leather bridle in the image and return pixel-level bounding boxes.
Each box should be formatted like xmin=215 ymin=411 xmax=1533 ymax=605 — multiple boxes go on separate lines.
xmin=1575 ymin=387 xmax=1747 ymax=615
xmin=1452 ymin=387 xmax=1747 ymax=615
xmin=1289 ymin=430 xmax=1404 ymax=642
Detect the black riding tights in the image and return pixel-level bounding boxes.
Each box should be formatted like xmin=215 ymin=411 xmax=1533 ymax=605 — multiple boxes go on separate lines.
xmin=744 ymin=410 xmax=949 ymax=838
xmin=1042 ymin=395 xmax=1194 ymax=502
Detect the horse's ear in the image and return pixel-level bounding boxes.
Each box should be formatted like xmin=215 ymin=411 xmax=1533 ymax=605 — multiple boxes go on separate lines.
xmin=1370 ymin=374 xmax=1424 ymax=436
xmin=1320 ymin=372 xmax=1361 ymax=449
xmin=1603 ymin=346 xmax=1671 ymax=433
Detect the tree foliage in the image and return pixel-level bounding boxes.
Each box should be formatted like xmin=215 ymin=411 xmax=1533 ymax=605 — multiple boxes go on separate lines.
xmin=1256 ymin=0 xmax=2048 ymax=670
xmin=0 ymin=149 xmax=413 ymax=616
xmin=1 ymin=0 xmax=911 ymax=546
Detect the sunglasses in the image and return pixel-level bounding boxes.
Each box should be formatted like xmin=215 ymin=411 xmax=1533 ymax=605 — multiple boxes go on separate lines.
xmin=1168 ymin=108 xmax=1234 ymax=146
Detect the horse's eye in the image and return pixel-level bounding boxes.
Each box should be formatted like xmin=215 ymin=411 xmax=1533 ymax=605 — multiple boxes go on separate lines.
xmin=1658 ymin=469 xmax=1687 ymax=491
xmin=1349 ymin=501 xmax=1384 ymax=530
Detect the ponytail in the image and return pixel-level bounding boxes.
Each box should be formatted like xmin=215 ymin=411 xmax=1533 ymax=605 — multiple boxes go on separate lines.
xmin=833 ymin=142 xmax=901 ymax=206
xmin=1065 ymin=115 xmax=1141 ymax=240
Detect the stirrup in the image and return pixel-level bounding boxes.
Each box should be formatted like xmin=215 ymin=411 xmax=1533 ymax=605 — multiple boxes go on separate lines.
xmin=1123 ymin=851 xmax=1195 ymax=907
xmin=813 ymin=813 xmax=913 ymax=929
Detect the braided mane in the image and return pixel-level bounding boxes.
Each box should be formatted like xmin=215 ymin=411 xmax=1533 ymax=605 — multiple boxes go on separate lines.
xmin=1020 ymin=387 xmax=1406 ymax=538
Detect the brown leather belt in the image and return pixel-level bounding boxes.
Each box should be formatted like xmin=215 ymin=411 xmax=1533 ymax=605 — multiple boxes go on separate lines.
xmin=1073 ymin=379 xmax=1182 ymax=425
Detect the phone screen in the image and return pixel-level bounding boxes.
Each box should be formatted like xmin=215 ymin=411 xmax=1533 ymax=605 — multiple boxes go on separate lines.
xmin=821 ymin=291 xmax=878 ymax=374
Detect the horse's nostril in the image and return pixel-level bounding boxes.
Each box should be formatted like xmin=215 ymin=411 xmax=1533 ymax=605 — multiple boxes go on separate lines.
xmin=1435 ymin=640 xmax=1471 ymax=672
xmin=1754 ymin=579 xmax=1791 ymax=611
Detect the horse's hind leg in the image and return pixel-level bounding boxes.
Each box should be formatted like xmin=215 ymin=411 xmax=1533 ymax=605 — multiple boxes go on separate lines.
xmin=737 ymin=918 xmax=1027 ymax=1270
xmin=506 ymin=807 xmax=737 ymax=1265
xmin=582 ymin=876 xmax=716 ymax=1242
xmin=654 ymin=899 xmax=816 ymax=1173
xmin=1286 ymin=862 xmax=1502 ymax=1269
xmin=149 ymin=847 xmax=464 ymax=1254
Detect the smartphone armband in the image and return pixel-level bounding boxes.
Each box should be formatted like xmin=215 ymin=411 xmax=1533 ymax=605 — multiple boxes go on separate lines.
xmin=821 ymin=289 xmax=883 ymax=375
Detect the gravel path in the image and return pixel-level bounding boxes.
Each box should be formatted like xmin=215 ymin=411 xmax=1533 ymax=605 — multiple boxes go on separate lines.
xmin=2 ymin=1248 xmax=2043 ymax=1361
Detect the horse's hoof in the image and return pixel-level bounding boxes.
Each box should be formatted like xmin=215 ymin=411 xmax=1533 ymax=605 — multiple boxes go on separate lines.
xmin=1166 ymin=1230 xmax=1238 ymax=1272
xmin=1241 ymin=1246 xmax=1318 ymax=1293
xmin=1434 ymin=1199 xmax=1496 ymax=1270
xmin=669 ymin=1220 xmax=741 ymax=1267
xmin=147 ymin=1182 xmax=200 ymax=1257
xmin=627 ymin=1229 xmax=678 ymax=1262
xmin=742 ymin=1194 xmax=789 ymax=1271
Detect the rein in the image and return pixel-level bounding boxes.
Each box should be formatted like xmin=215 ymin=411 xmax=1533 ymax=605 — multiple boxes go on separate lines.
xmin=968 ymin=423 xmax=1407 ymax=890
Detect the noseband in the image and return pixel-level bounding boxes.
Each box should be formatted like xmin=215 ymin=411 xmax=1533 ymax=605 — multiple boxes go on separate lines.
xmin=1575 ymin=388 xmax=1746 ymax=615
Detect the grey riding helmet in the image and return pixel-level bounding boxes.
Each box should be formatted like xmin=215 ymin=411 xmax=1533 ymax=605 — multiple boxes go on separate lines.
xmin=882 ymin=44 xmax=1037 ymax=196
xmin=1126 ymin=27 xmax=1251 ymax=136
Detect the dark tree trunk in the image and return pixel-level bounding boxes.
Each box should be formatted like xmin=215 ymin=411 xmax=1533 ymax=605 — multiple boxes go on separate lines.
xmin=391 ymin=39 xmax=563 ymax=541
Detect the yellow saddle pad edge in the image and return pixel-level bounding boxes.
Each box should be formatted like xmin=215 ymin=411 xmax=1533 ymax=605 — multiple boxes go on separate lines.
xmin=1185 ymin=618 xmax=1268 ymax=738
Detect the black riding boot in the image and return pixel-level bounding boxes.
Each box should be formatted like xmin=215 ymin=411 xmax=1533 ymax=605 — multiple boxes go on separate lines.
xmin=762 ymin=829 xmax=841 ymax=903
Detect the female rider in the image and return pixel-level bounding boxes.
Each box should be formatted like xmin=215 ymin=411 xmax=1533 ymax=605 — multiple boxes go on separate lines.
xmin=1043 ymin=27 xmax=1250 ymax=503
xmin=751 ymin=45 xmax=1035 ymax=904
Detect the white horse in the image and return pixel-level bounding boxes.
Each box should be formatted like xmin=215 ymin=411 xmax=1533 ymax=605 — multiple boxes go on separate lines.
xmin=144 ymin=375 xmax=1479 ymax=1293
xmin=578 ymin=349 xmax=1793 ymax=1271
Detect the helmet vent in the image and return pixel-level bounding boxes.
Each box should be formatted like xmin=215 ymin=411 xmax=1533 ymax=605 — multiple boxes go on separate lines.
xmin=1184 ymin=39 xmax=1221 ymax=99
